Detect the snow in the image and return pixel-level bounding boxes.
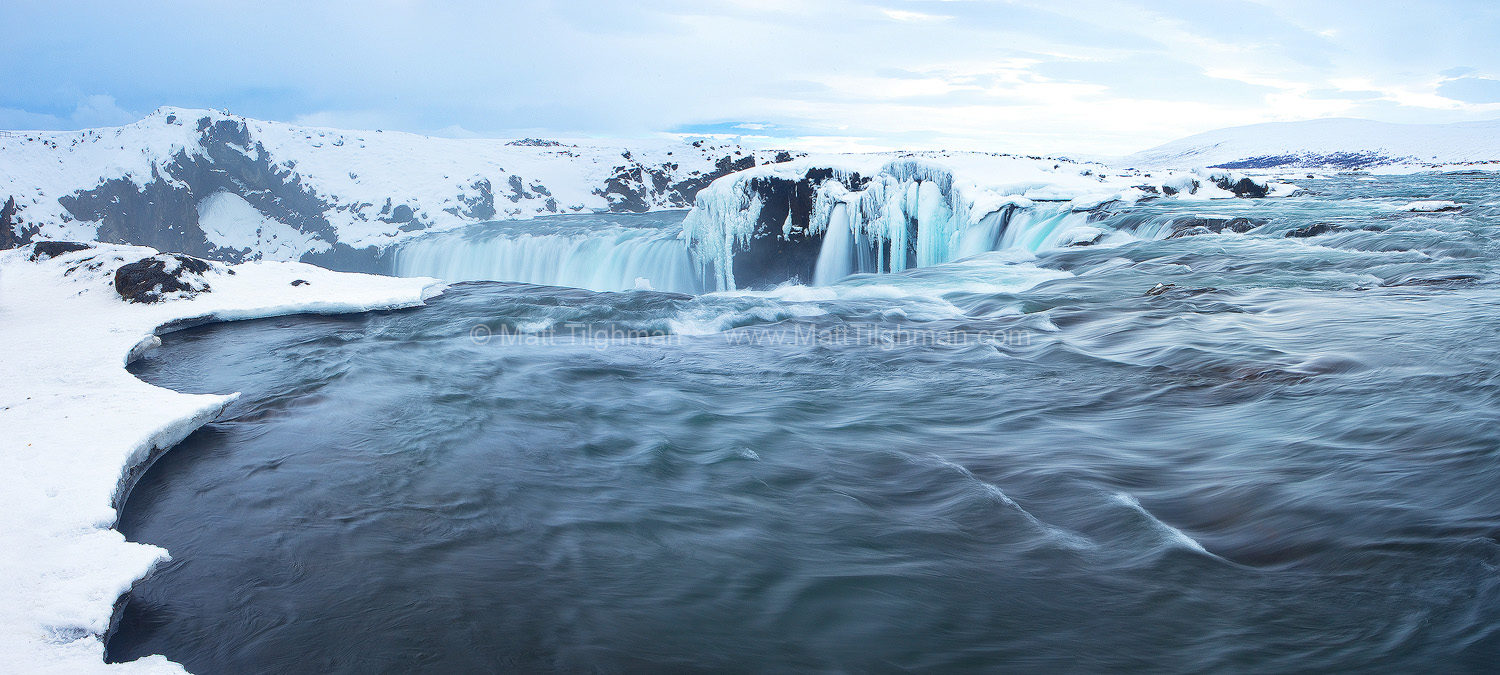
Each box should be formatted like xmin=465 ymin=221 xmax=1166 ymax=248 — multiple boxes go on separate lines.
xmin=1124 ymin=117 xmax=1500 ymax=171
xmin=0 ymin=242 xmax=443 ymax=672
xmin=196 ymin=192 xmax=327 ymax=262
xmin=1400 ymin=200 xmax=1463 ymax=212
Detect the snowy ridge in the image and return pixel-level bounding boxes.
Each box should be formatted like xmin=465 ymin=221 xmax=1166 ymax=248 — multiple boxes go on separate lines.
xmin=1124 ymin=117 xmax=1500 ymax=171
xmin=0 ymin=242 xmax=443 ymax=672
xmin=0 ymin=108 xmax=788 ymax=265
xmin=683 ymin=152 xmax=1273 ymax=289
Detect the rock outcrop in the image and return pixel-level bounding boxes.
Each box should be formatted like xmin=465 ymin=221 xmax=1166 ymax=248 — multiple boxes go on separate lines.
xmin=113 ymin=253 xmax=219 ymax=303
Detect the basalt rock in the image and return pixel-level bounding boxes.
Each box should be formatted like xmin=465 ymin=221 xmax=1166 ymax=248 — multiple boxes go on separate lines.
xmin=114 ymin=254 xmax=215 ymax=303
xmin=600 ymin=153 xmax=763 ymax=214
xmin=730 ymin=168 xmax=871 ymax=289
xmin=0 ymin=196 xmax=23 ymax=249
xmin=29 ymin=240 xmax=94 ymax=261
xmin=1165 ymin=216 xmax=1267 ymax=238
xmin=1285 ymin=223 xmax=1338 ymax=238
xmin=1210 ymin=175 xmax=1271 ymax=198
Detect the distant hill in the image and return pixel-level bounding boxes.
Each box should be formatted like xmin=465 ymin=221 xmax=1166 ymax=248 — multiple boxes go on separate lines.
xmin=1124 ymin=118 xmax=1500 ymax=171
xmin=0 ymin=107 xmax=790 ymax=267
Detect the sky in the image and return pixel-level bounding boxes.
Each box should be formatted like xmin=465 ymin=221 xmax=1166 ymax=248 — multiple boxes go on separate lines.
xmin=2 ymin=0 xmax=1498 ymax=156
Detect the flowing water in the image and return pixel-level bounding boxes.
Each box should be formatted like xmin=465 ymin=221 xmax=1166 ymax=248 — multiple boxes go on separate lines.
xmin=393 ymin=211 xmax=701 ymax=293
xmin=109 ymin=174 xmax=1500 ymax=672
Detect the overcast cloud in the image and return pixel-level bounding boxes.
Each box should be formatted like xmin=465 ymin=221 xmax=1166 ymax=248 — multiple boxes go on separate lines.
xmin=2 ymin=0 xmax=1497 ymax=155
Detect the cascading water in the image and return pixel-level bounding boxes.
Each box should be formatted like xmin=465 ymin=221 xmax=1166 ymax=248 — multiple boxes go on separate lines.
xmin=393 ymin=211 xmax=702 ymax=293
xmin=684 ymin=159 xmax=1113 ymax=291
xmin=806 ymin=200 xmax=1095 ymax=286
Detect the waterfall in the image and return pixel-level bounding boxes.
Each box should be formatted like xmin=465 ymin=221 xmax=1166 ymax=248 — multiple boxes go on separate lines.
xmin=812 ymin=203 xmax=856 ymax=285
xmin=392 ymin=212 xmax=702 ymax=293
xmin=390 ymin=166 xmax=1113 ymax=295
xmin=684 ymin=159 xmax=1109 ymax=290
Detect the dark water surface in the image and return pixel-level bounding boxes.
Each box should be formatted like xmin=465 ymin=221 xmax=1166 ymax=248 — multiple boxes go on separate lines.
xmin=110 ymin=175 xmax=1500 ymax=672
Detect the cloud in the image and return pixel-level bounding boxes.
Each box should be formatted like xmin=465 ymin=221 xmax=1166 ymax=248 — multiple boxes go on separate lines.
xmin=879 ymin=8 xmax=951 ymax=22
xmin=0 ymin=95 xmax=135 ymax=131
xmin=0 ymin=1 xmax=1498 ymax=155
xmin=1437 ymin=76 xmax=1500 ymax=104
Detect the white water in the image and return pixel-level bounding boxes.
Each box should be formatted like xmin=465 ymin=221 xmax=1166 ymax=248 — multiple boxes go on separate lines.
xmin=393 ymin=213 xmax=702 ymax=293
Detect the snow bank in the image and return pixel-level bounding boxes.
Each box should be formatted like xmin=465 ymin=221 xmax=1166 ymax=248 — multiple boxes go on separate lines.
xmin=0 ymin=242 xmax=443 ymax=672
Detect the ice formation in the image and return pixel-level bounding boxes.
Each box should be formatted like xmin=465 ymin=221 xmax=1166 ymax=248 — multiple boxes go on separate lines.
xmin=682 ymin=153 xmax=1268 ymax=290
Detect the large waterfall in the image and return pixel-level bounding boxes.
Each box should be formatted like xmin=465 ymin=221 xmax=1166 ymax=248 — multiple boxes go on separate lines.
xmin=390 ymin=160 xmax=1250 ymax=293
xmin=393 ymin=211 xmax=703 ymax=293
xmin=392 ymin=182 xmax=1111 ymax=293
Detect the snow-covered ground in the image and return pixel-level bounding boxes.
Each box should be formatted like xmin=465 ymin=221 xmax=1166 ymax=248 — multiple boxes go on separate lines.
xmin=1124 ymin=117 xmax=1500 ymax=171
xmin=0 ymin=242 xmax=443 ymax=672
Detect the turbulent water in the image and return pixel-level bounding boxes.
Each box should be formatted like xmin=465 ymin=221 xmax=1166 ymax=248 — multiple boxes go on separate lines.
xmin=110 ymin=174 xmax=1500 ymax=672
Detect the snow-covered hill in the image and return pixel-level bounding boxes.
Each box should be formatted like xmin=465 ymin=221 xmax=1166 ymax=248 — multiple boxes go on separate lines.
xmin=0 ymin=108 xmax=792 ymax=268
xmin=1124 ymin=118 xmax=1500 ymax=171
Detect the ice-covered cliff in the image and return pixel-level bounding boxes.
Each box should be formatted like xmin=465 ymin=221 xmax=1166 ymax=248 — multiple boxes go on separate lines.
xmin=0 ymin=108 xmax=792 ymax=268
xmin=1125 ymin=118 xmax=1500 ymax=171
xmin=682 ymin=152 xmax=1274 ymax=289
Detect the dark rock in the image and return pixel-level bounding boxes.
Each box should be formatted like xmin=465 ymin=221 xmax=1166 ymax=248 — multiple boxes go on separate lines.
xmin=114 ymin=254 xmax=215 ymax=303
xmin=1145 ymin=283 xmax=1219 ymax=299
xmin=1067 ymin=232 xmax=1106 ymax=247
xmin=0 ymin=196 xmax=36 ymax=250
xmin=1211 ymin=175 xmax=1270 ymax=198
xmin=383 ymin=204 xmax=415 ymax=223
xmin=506 ymin=175 xmax=531 ymax=203
xmin=299 ymin=242 xmax=392 ymax=275
xmin=1285 ymin=223 xmax=1337 ymax=238
xmin=1225 ymin=217 xmax=1261 ymax=233
xmin=1212 ymin=151 xmax=1395 ymax=170
xmin=504 ymin=138 xmax=564 ymax=147
xmin=1168 ymin=226 xmax=1214 ymax=239
xmin=1165 ymin=216 xmax=1267 ymax=238
xmin=290 ymin=279 xmax=309 ymax=286
xmin=29 ymin=241 xmax=94 ymax=261
xmin=1382 ymin=274 xmax=1481 ymax=288
xmin=723 ymin=169 xmax=871 ymax=288
xmin=603 ymin=152 xmax=764 ymax=213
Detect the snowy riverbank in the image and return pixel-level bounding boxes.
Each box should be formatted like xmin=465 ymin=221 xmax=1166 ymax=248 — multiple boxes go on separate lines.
xmin=0 ymin=242 xmax=443 ymax=672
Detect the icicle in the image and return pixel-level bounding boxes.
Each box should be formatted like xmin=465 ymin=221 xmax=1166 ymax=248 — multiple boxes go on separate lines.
xmin=681 ymin=159 xmax=1127 ymax=290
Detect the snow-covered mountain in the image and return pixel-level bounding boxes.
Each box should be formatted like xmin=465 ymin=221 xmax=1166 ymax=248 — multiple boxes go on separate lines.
xmin=1124 ymin=118 xmax=1500 ymax=171
xmin=0 ymin=108 xmax=793 ymax=268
